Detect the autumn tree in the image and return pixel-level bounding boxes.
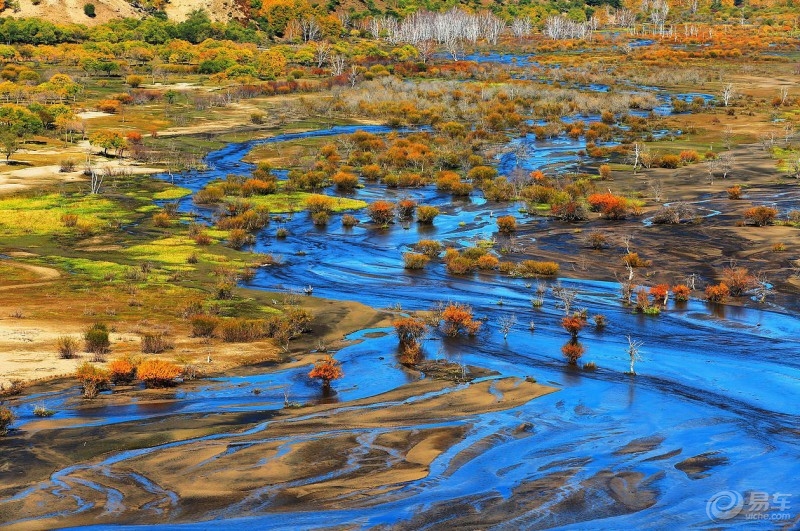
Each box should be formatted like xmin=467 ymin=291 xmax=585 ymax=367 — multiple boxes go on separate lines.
xmin=255 ymin=49 xmax=287 ymax=80
xmin=89 ymin=130 xmax=126 ymax=156
xmin=308 ymin=355 xmax=343 ymax=390
xmin=394 ymin=317 xmax=427 ymax=362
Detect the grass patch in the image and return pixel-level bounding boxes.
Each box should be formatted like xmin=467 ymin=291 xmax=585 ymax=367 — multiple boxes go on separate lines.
xmin=42 ymin=256 xmax=129 ymax=281
xmin=0 ymin=193 xmax=125 ymax=236
xmin=244 ymin=192 xmax=366 ymax=213
xmin=153 ymin=187 xmax=192 ymax=200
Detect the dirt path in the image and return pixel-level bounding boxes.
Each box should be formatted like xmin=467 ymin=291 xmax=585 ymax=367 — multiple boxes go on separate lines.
xmin=0 ymin=259 xmax=61 ymax=292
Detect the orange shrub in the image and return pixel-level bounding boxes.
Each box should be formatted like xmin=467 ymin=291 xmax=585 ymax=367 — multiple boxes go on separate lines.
xmin=598 ymin=164 xmax=612 ymax=180
xmin=679 ymin=150 xmax=700 ymax=164
xmin=136 ymin=359 xmax=182 ymax=388
xmin=415 ymin=239 xmax=442 ymax=257
xmin=587 ymin=192 xmax=628 ymax=219
xmin=476 ymin=254 xmax=499 ymax=270
xmin=672 ymin=284 xmax=691 ymax=302
xmin=97 ymin=99 xmax=121 ymax=113
xmin=743 ymin=206 xmax=777 ymax=226
xmin=75 ymin=362 xmax=110 ymax=398
xmin=561 ymin=341 xmax=585 ymax=365
xmin=561 ymin=315 xmax=585 ymax=338
xmin=722 ymin=266 xmax=754 ymax=296
xmin=496 ymin=215 xmax=516 ymax=233
xmin=649 ymin=284 xmax=669 ymax=305
xmin=393 ymin=317 xmax=427 ymax=345
xmin=108 ymin=358 xmax=136 ymax=384
xmin=416 ymin=205 xmax=440 ymax=224
xmin=305 ymin=194 xmax=335 ymax=213
xmin=332 ymin=171 xmax=359 ymax=191
xmin=367 ymin=200 xmax=395 ymax=225
xmin=242 ymin=178 xmax=276 ymax=196
xmin=727 ymin=185 xmax=742 ymax=200
xmin=397 ymin=199 xmax=417 ymax=219
xmin=403 ymin=252 xmax=429 ymax=269
xmin=515 ymin=260 xmax=559 ymax=277
xmin=705 ymin=283 xmax=730 ymax=303
xmin=623 ymin=252 xmax=651 ymax=268
xmin=440 ymin=302 xmax=481 ymax=336
xmin=445 ymin=255 xmax=474 ymax=275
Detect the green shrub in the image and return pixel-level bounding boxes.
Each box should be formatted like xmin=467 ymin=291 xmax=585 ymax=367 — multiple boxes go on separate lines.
xmin=84 ymin=323 xmax=110 ymax=357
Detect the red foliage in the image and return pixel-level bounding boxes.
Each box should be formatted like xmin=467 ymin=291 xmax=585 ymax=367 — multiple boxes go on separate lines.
xmin=587 ymin=192 xmax=628 ymax=219
xmin=649 ymin=284 xmax=669 ymax=305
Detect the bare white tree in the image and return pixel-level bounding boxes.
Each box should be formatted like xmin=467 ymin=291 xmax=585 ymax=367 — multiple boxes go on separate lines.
xmin=300 ymin=17 xmax=321 ymax=42
xmin=314 ymin=41 xmax=331 ymax=69
xmin=510 ymin=17 xmax=532 ymax=39
xmin=625 ymin=335 xmax=644 ymax=375
xmin=330 ymin=54 xmax=346 ymax=76
xmin=498 ymin=314 xmax=517 ymax=340
xmin=348 ymin=65 xmax=359 ymax=88
xmin=721 ymin=83 xmax=736 ymax=107
xmin=552 ymin=282 xmax=578 ymax=315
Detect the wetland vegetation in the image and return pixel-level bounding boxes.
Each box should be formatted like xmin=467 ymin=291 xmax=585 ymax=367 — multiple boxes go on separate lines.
xmin=0 ymin=1 xmax=800 ymax=528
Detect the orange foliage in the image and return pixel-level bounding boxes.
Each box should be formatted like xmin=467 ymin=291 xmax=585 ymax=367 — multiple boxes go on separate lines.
xmin=308 ymin=356 xmax=343 ymax=387
xmin=440 ymin=302 xmax=481 ymax=337
xmin=587 ymin=192 xmax=628 ymax=219
xmin=561 ymin=341 xmax=585 ymax=365
xmin=672 ymin=284 xmax=691 ymax=302
xmin=561 ymin=315 xmax=586 ymax=338
xmin=108 ymin=358 xmax=136 ymax=383
xmin=136 ymin=359 xmax=181 ymax=388
xmin=705 ymin=283 xmax=730 ymax=303
xmin=649 ymin=284 xmax=669 ymax=305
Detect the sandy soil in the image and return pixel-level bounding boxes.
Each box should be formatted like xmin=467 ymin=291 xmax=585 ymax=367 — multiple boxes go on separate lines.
xmin=0 ymin=160 xmax=164 ymax=195
xmin=0 ymin=376 xmax=557 ymax=528
xmin=1 ymin=0 xmax=138 ymax=25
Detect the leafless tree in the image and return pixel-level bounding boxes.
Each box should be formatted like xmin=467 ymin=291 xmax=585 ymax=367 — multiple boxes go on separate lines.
xmin=510 ymin=17 xmax=532 ymax=39
xmin=552 ymin=282 xmax=578 ymax=315
xmin=721 ymin=83 xmax=736 ymax=107
xmin=648 ymin=178 xmax=663 ymax=202
xmin=416 ymin=40 xmax=435 ymax=64
xmin=629 ymin=142 xmax=644 ymax=173
xmin=498 ymin=314 xmax=517 ymax=340
xmin=648 ymin=0 xmax=669 ymax=36
xmin=348 ymin=65 xmax=359 ymax=88
xmin=626 ymin=335 xmax=644 ymax=375
xmin=717 ymin=151 xmax=735 ymax=179
xmin=300 ymin=17 xmax=321 ymax=42
xmin=330 ymin=54 xmax=346 ymax=76
xmin=314 ymin=41 xmax=331 ymax=68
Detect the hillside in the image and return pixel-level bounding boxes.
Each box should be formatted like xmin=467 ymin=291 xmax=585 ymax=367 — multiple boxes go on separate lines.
xmin=1 ymin=0 xmax=247 ymax=24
